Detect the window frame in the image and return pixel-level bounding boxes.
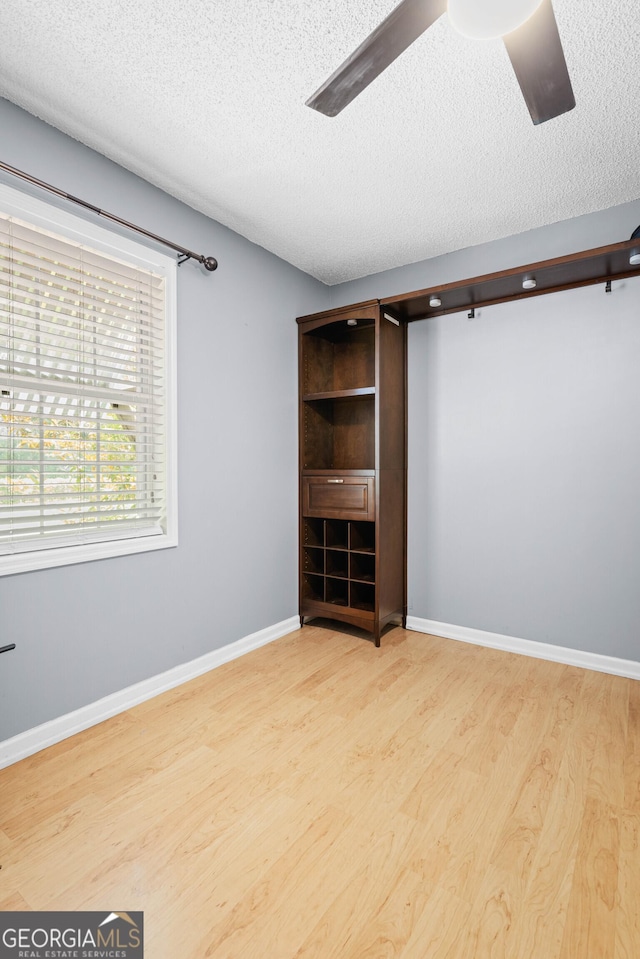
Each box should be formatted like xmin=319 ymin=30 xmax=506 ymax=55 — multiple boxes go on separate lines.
xmin=0 ymin=180 xmax=178 ymax=576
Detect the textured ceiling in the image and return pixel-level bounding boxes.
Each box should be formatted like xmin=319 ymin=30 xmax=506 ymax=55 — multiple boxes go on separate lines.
xmin=0 ymin=0 xmax=639 ymax=284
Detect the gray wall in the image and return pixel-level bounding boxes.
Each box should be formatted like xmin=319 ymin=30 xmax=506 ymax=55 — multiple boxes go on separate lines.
xmin=0 ymin=99 xmax=330 ymax=740
xmin=331 ymin=199 xmax=640 ymax=660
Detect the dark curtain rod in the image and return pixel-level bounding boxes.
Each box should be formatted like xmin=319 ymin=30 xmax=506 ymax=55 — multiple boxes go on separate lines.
xmin=0 ymin=159 xmax=218 ymax=272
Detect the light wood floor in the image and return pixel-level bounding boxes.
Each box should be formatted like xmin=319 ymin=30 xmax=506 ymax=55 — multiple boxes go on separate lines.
xmin=1 ymin=624 xmax=639 ymax=958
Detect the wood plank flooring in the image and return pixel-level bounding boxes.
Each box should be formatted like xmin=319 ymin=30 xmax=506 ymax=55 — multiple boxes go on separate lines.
xmin=1 ymin=624 xmax=638 ymax=958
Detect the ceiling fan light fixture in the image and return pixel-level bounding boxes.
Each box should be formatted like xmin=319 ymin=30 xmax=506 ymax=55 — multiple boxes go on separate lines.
xmin=429 ymin=295 xmax=442 ymax=308
xmin=630 ymin=252 xmax=640 ymax=266
xmin=447 ymin=0 xmax=544 ymax=40
xmin=522 ymin=277 xmax=537 ymax=290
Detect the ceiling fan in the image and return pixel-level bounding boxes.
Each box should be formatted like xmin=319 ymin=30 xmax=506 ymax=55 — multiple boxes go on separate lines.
xmin=306 ymin=0 xmax=575 ymax=125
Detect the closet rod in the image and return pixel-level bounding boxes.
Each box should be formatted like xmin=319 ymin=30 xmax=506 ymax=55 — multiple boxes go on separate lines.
xmin=0 ymin=159 xmax=218 ymax=272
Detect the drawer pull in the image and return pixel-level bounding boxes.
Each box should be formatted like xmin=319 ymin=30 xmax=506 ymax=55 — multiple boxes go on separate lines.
xmin=327 ymin=479 xmax=344 ymax=483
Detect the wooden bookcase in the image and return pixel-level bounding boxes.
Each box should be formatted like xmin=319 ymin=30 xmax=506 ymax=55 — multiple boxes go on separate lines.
xmin=297 ymin=301 xmax=406 ymax=646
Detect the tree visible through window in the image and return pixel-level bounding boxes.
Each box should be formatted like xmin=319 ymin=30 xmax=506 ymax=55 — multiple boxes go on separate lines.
xmin=0 ymin=401 xmax=138 ymax=529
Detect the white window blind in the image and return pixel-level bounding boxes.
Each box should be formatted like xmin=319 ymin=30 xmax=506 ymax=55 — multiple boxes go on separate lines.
xmin=0 ymin=187 xmax=177 ymax=574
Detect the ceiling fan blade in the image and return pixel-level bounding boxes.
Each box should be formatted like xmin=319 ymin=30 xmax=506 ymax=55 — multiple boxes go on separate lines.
xmin=502 ymin=0 xmax=575 ymax=125
xmin=306 ymin=0 xmax=447 ymax=117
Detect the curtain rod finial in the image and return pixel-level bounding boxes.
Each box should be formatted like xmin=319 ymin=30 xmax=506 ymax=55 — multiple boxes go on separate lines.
xmin=202 ymin=256 xmax=218 ymax=272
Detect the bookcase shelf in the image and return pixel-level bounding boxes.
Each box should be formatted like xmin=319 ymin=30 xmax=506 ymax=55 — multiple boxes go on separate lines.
xmin=302 ymin=395 xmax=375 ymax=471
xmin=303 ymin=387 xmax=375 ymax=402
xmin=301 ymin=319 xmax=375 ymax=394
xmin=298 ymin=302 xmax=406 ymax=645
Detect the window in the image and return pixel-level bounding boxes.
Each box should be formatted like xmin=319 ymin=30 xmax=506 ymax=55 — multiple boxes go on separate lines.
xmin=0 ymin=182 xmax=177 ymax=575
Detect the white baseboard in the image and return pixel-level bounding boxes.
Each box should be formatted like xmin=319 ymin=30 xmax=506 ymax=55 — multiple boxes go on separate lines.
xmin=0 ymin=615 xmax=300 ymax=769
xmin=406 ymin=616 xmax=640 ymax=680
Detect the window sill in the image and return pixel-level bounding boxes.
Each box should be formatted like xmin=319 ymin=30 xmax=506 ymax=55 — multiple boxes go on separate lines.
xmin=0 ymin=532 xmax=178 ymax=577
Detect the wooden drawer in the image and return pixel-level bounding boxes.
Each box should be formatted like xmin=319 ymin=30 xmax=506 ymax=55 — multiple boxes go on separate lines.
xmin=302 ymin=474 xmax=375 ymax=520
